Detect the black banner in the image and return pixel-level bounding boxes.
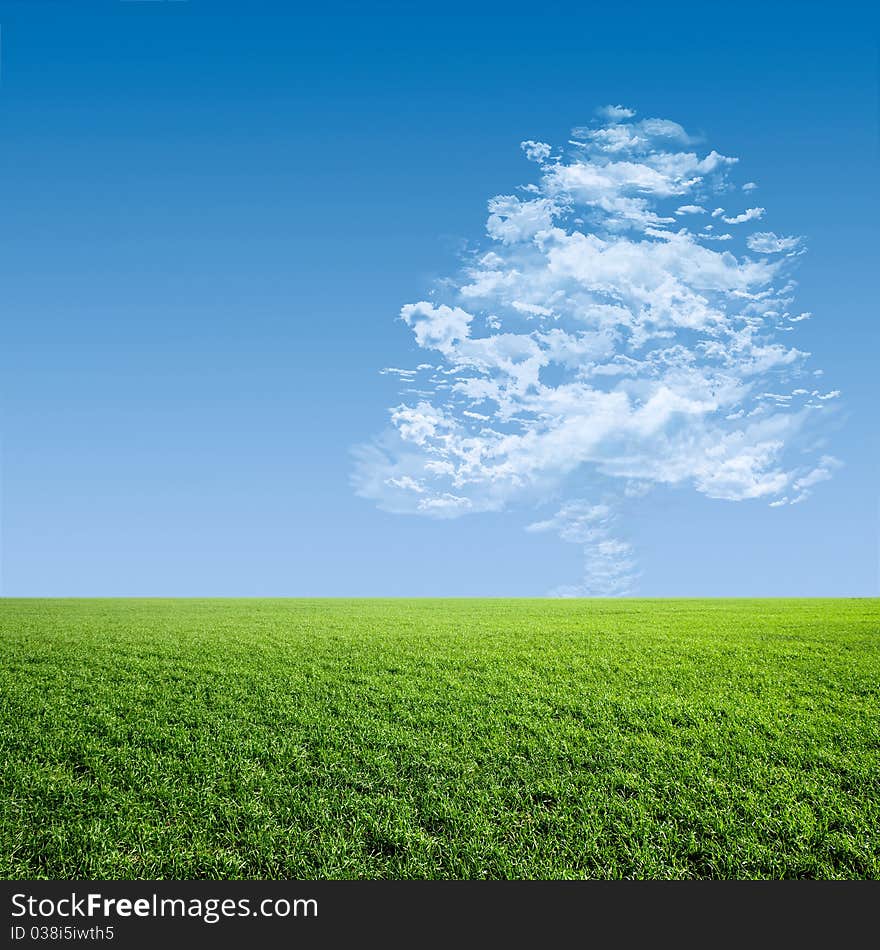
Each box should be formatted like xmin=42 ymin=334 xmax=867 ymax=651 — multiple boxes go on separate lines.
xmin=3 ymin=880 xmax=878 ymax=947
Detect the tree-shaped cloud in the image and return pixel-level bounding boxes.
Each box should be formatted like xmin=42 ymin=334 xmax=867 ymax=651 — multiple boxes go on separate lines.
xmin=353 ymin=107 xmax=840 ymax=594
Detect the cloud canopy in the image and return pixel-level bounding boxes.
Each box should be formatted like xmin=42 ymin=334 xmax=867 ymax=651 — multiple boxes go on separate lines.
xmin=354 ymin=108 xmax=838 ymax=592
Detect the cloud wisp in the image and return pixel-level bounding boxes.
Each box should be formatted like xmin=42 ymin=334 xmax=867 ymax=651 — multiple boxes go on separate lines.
xmin=353 ymin=107 xmax=839 ymax=594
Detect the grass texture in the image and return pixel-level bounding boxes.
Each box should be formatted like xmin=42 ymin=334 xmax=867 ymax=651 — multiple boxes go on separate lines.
xmin=1 ymin=598 xmax=878 ymax=879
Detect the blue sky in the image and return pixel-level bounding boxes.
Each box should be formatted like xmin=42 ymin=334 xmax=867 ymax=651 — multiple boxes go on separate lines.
xmin=1 ymin=1 xmax=877 ymax=596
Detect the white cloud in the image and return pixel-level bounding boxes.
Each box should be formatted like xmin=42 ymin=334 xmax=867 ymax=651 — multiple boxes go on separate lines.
xmin=676 ymin=204 xmax=707 ymax=215
xmin=417 ymin=493 xmax=472 ymax=513
xmin=742 ymin=181 xmax=758 ymax=192
xmin=386 ymin=475 xmax=425 ymax=493
xmin=511 ymin=300 xmax=554 ymax=317
xmin=528 ymin=500 xmax=637 ymax=596
xmin=380 ymin=367 xmax=418 ymax=378
xmin=388 ymin=401 xmax=450 ymax=445
xmin=692 ymin=436 xmax=789 ymax=500
xmin=792 ymin=455 xmax=842 ymax=493
xmin=520 ymin=140 xmax=552 ymax=163
xmin=550 ymin=540 xmax=637 ymax=596
xmin=527 ymin=501 xmax=613 ymax=543
xmin=571 ymin=116 xmax=698 ymax=155
xmin=762 ymin=455 xmax=844 ymax=506
xmin=354 ymin=109 xmax=838 ymax=593
xmin=486 ymin=195 xmax=558 ymax=244
xmin=722 ymin=207 xmax=765 ymax=224
xmin=595 ymin=104 xmax=637 ymax=121
xmin=747 ymin=232 xmax=802 ymax=254
xmin=400 ymin=302 xmax=473 ymax=356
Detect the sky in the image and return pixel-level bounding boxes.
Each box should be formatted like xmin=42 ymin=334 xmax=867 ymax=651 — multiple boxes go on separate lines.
xmin=1 ymin=0 xmax=877 ymax=597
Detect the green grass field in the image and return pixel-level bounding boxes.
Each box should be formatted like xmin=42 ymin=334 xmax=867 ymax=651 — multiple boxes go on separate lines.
xmin=1 ymin=598 xmax=878 ymax=879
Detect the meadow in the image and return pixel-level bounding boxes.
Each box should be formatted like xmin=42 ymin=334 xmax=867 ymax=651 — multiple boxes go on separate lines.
xmin=1 ymin=598 xmax=877 ymax=879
